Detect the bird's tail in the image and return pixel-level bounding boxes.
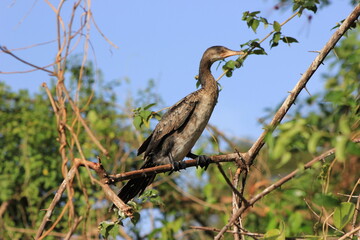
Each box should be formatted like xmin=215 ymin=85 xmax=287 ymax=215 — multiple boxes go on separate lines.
xmin=116 ymin=161 xmax=156 ymax=204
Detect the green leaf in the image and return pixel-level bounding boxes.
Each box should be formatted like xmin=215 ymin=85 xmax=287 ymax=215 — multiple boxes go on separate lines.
xmin=154 ymin=112 xmax=162 ymax=121
xmin=225 ymin=70 xmax=233 ymax=77
xmin=333 ymin=202 xmax=355 ymax=230
xmin=107 ymin=224 xmax=119 ymax=238
xmin=313 ymin=193 xmax=340 ymax=208
xmin=87 ymin=110 xmax=98 ymax=123
xmin=289 ymin=212 xmax=303 ymax=232
xmin=335 ymin=135 xmax=348 ymax=162
xmin=282 ymin=36 xmax=299 ymax=44
xmin=273 ymin=32 xmax=281 ymax=43
xmin=234 ymin=60 xmax=242 ymax=68
xmin=251 ymin=19 xmax=260 ymax=33
xmin=139 ymin=110 xmax=152 ymax=120
xmin=277 ymin=152 xmax=291 ymax=168
xmin=325 ymin=90 xmax=343 ymax=103
xmin=250 ymin=41 xmax=261 ymax=48
xmin=99 ymin=221 xmax=118 ymax=238
xmin=131 ymin=212 xmax=141 ymax=225
xmin=249 ymin=11 xmax=260 ymax=16
xmin=133 ymin=115 xmax=142 ymax=130
xmin=271 ymin=32 xmax=282 ymax=48
xmin=293 ymin=3 xmax=300 ymax=12
xmin=144 ymin=103 xmax=156 ymax=110
xmin=308 ymin=132 xmax=324 ymax=153
xmin=304 ymin=3 xmax=317 ymax=13
xmin=224 ymin=60 xmax=236 ymax=70
xmin=195 ymin=79 xmax=201 ymax=89
xmin=260 ymin=17 xmax=268 ymax=28
xmin=263 ymin=229 xmax=285 ymax=240
xmin=242 ymin=11 xmax=249 ymax=20
xmin=273 ymin=21 xmax=281 ymax=32
xmin=253 ymin=49 xmax=267 ymax=55
xmin=339 ymin=115 xmax=351 ymax=135
xmin=246 ymin=18 xmax=254 ymax=28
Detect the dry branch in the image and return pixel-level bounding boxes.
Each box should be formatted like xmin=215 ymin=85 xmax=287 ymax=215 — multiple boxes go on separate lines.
xmin=108 ymin=153 xmax=245 ymax=182
xmin=35 ymin=161 xmax=79 ymax=239
xmin=0 ymin=46 xmax=55 ymax=75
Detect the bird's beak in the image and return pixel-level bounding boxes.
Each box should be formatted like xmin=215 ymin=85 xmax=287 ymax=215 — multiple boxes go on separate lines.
xmin=222 ymin=50 xmax=244 ymax=58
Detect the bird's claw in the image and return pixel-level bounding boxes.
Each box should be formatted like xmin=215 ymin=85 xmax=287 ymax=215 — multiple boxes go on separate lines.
xmin=196 ymin=155 xmax=210 ymax=171
xmin=168 ymin=161 xmax=187 ymax=175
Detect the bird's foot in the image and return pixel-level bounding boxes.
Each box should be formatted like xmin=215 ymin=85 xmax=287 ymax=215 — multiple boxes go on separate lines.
xmin=196 ymin=155 xmax=210 ymax=171
xmin=168 ymin=161 xmax=187 ymax=175
xmin=172 ymin=161 xmax=187 ymax=171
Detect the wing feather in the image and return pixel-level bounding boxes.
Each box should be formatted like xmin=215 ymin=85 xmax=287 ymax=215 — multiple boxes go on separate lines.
xmin=137 ymin=92 xmax=199 ymax=157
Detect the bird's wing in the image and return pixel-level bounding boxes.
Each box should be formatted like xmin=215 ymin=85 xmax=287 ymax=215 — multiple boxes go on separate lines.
xmin=137 ymin=91 xmax=200 ymax=156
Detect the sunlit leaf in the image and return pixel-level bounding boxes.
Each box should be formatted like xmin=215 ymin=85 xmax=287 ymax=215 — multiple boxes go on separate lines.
xmin=133 ymin=115 xmax=142 ymax=130
xmin=333 ymin=202 xmax=355 ymax=230
xmin=335 ymin=135 xmax=348 ymax=162
xmin=273 ymin=21 xmax=281 ymax=32
xmin=251 ymin=19 xmax=260 ymax=33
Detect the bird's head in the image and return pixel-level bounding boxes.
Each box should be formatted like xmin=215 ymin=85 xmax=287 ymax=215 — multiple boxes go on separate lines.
xmin=203 ymin=46 xmax=244 ymax=64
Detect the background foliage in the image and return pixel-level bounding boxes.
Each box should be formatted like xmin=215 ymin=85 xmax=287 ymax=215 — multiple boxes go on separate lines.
xmin=0 ymin=0 xmax=359 ymax=239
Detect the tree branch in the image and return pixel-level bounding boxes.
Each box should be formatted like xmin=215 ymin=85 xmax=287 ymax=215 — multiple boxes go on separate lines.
xmin=0 ymin=46 xmax=55 ymax=75
xmin=35 ymin=161 xmax=79 ymax=239
xmin=107 ymin=153 xmax=245 ymax=182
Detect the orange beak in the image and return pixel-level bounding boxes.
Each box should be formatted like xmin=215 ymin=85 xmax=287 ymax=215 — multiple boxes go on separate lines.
xmin=221 ymin=50 xmax=244 ymax=58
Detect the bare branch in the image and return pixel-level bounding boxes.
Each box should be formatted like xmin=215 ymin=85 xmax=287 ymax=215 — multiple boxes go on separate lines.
xmin=190 ymin=226 xmax=263 ymax=238
xmin=35 ymin=161 xmax=79 ymax=239
xmin=338 ymin=225 xmax=360 ymax=240
xmin=64 ymin=216 xmax=83 ymax=240
xmin=0 ymin=46 xmax=54 ymax=75
xmin=90 ymin=12 xmax=119 ymax=49
xmin=216 ymin=163 xmax=249 ymax=206
xmin=108 ymin=153 xmax=245 ymax=182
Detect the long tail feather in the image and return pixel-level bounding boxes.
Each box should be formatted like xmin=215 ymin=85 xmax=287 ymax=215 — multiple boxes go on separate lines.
xmin=116 ymin=162 xmax=156 ymax=204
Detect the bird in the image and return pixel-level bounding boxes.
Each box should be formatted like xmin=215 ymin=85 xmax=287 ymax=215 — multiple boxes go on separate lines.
xmin=116 ymin=46 xmax=243 ymax=204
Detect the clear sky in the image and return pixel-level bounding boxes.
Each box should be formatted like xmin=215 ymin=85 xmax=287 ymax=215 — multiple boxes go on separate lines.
xmin=0 ymin=0 xmax=355 ymax=140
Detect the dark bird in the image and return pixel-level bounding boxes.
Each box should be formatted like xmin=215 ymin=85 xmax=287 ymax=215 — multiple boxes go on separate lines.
xmin=116 ymin=46 xmax=243 ymax=204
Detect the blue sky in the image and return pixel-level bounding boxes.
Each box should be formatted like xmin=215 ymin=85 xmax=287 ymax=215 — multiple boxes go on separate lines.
xmin=0 ymin=0 xmax=354 ymax=140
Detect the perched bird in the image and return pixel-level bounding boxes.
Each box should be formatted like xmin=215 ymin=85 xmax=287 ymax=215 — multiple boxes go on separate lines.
xmin=116 ymin=46 xmax=243 ymax=204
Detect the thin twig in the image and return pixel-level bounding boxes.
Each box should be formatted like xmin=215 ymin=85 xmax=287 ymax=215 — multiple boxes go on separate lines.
xmin=216 ymin=163 xmax=249 ymax=206
xmin=0 ymin=46 xmax=54 ymax=75
xmin=62 ymin=86 xmax=109 ymax=156
xmin=35 ymin=162 xmax=79 ymax=239
xmin=338 ymin=225 xmax=360 ymax=240
xmin=190 ymin=226 xmax=263 ymax=238
xmin=90 ymin=12 xmax=119 ymax=49
xmin=38 ymin=201 xmax=70 ymax=240
xmin=64 ymin=216 xmax=83 ymax=240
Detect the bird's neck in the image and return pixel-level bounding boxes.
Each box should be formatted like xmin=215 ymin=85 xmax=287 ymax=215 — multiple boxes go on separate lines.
xmin=198 ymin=60 xmax=217 ymax=91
